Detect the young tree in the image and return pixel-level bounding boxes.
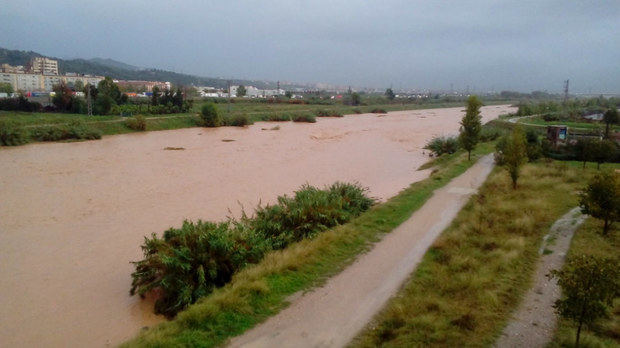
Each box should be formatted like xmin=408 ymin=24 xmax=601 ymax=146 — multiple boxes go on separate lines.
xmin=151 ymin=86 xmax=161 ymax=106
xmin=592 ymin=139 xmax=617 ymax=170
xmin=97 ymin=76 xmax=122 ymax=103
xmin=52 ymin=82 xmax=74 ymax=112
xmin=603 ymin=108 xmax=618 ymax=139
xmin=574 ymin=138 xmax=594 ymax=169
xmin=351 ymin=92 xmax=361 ymax=106
xmin=237 ymin=85 xmax=246 ymax=97
xmin=385 ymin=88 xmax=395 ymax=100
xmin=502 ymin=126 xmax=528 ymax=189
xmin=579 ymin=170 xmax=620 ymax=235
xmin=550 ymin=255 xmax=619 ymax=347
xmin=73 ymin=80 xmax=84 ymax=92
xmin=459 ymin=95 xmax=483 ymax=160
xmin=0 ymin=82 xmax=14 ymax=94
xmin=285 ymin=90 xmax=292 ymax=98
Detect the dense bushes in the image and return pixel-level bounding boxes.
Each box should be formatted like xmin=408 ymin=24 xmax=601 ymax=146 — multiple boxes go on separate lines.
xmin=130 ymin=221 xmax=272 ymax=317
xmin=30 ymin=122 xmax=102 ymax=141
xmin=0 ymin=121 xmax=28 ymax=146
xmin=0 ymin=96 xmax=42 ymax=112
xmin=0 ymin=121 xmax=101 ymax=145
xmin=130 ymin=182 xmax=374 ymax=317
xmin=111 ymin=102 xmax=192 ymax=116
xmin=424 ymin=136 xmax=459 ymax=156
xmin=315 ymin=109 xmax=343 ymax=117
xmin=261 ymin=113 xmax=291 ymax=122
xmin=200 ymin=103 xmax=222 ymax=127
xmin=292 ymin=113 xmax=316 ymax=123
xmin=251 ymin=182 xmax=375 ymax=248
xmin=125 ymin=115 xmax=147 ymax=131
xmin=223 ymin=114 xmax=250 ymax=127
xmin=370 ymin=108 xmax=387 ymax=114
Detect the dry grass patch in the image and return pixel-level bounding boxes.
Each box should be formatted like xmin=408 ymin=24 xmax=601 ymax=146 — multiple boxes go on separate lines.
xmin=351 ymin=161 xmax=598 ymax=347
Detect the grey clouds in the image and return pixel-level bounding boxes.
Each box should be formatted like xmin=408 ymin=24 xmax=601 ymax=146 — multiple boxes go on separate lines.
xmin=1 ymin=0 xmax=618 ymax=93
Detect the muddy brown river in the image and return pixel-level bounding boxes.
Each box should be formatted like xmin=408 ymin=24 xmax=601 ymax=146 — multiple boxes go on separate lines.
xmin=0 ymin=105 xmax=514 ymax=347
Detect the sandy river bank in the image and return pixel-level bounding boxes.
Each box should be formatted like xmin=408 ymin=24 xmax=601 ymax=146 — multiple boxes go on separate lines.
xmin=0 ymin=105 xmax=514 ymax=347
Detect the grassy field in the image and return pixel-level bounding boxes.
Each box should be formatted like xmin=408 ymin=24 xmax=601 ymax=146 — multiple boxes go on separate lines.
xmin=517 ymin=116 xmax=619 ymax=132
xmin=351 ymin=160 xmax=619 ymax=347
xmin=548 ymin=217 xmax=619 ymax=347
xmin=1 ymin=99 xmax=515 ymax=146
xmin=121 ymin=143 xmax=496 ymax=347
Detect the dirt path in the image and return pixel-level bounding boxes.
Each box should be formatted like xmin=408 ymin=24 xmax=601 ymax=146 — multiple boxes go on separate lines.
xmin=495 ymin=207 xmax=586 ymax=348
xmin=0 ymin=105 xmax=514 ymax=348
xmin=228 ymin=154 xmax=495 ymax=348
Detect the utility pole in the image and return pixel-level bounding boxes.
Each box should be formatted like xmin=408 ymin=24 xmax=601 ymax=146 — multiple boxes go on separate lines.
xmin=563 ymin=79 xmax=569 ymax=103
xmin=227 ymin=79 xmax=231 ymax=116
xmin=86 ymin=83 xmax=93 ymax=116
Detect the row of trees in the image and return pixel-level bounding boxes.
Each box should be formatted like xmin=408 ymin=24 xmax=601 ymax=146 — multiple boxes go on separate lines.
xmin=50 ymin=78 xmax=191 ymax=115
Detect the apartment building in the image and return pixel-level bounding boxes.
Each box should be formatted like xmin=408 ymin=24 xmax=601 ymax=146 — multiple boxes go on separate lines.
xmin=27 ymin=57 xmax=59 ymax=75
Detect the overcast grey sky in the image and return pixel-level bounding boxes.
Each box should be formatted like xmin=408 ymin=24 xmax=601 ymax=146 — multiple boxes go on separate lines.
xmin=2 ymin=1 xmax=618 ymax=93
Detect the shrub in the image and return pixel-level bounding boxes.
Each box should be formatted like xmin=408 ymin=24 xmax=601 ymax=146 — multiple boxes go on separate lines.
xmin=543 ymin=113 xmax=560 ymax=122
xmin=94 ymin=95 xmax=114 ymax=115
xmin=292 ymin=113 xmax=316 ymax=123
xmin=200 ymin=103 xmax=222 ymax=127
xmin=579 ymin=170 xmax=620 ymax=235
xmin=479 ymin=127 xmax=503 ymax=142
xmin=525 ymin=129 xmax=542 ymax=161
xmin=130 ymin=220 xmax=272 ymax=317
xmin=315 ymin=109 xmax=343 ymax=117
xmin=223 ymin=114 xmax=249 ymax=127
xmin=251 ymin=182 xmax=375 ymax=248
xmin=352 ymin=108 xmax=363 ymax=114
xmin=0 ymin=96 xmax=42 ymax=112
xmin=30 ymin=123 xmax=101 ymax=142
xmin=370 ymin=108 xmax=387 ymax=114
xmin=125 ymin=115 xmax=147 ymax=131
xmin=424 ymin=136 xmax=459 ymax=156
xmin=130 ymin=182 xmax=374 ymax=317
xmin=0 ymin=121 xmax=28 ymax=146
xmin=264 ymin=113 xmax=291 ymax=122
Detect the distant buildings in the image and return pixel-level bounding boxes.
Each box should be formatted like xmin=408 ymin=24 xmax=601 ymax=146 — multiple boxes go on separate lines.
xmin=27 ymin=57 xmax=59 ymax=75
xmin=0 ymin=57 xmax=104 ymax=93
xmin=114 ymin=80 xmax=171 ymax=92
xmin=197 ymin=85 xmax=285 ymax=98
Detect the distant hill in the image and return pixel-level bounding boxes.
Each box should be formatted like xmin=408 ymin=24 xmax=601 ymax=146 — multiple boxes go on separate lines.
xmin=0 ymin=47 xmax=288 ymax=89
xmin=88 ymin=57 xmax=142 ymax=71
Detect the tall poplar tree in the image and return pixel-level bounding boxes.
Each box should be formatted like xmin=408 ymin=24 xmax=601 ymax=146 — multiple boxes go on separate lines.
xmin=459 ymin=95 xmax=483 ymax=160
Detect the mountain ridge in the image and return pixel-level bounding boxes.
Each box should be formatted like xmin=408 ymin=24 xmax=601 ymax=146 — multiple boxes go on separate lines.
xmin=0 ymin=47 xmax=291 ymax=89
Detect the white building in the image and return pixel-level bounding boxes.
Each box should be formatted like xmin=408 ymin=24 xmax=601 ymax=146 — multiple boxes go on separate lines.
xmin=0 ymin=72 xmax=103 ymax=92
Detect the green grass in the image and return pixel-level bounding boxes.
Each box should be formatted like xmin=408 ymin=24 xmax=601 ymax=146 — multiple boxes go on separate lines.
xmin=548 ymin=218 xmax=619 ymax=348
xmin=517 ymin=116 xmax=619 ymax=131
xmin=122 ymin=143 xmax=496 ymax=347
xmin=351 ymin=160 xmax=619 ymax=347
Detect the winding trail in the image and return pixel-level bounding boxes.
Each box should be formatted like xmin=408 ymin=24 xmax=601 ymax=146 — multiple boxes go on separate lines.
xmin=228 ymin=154 xmax=495 ymax=348
xmin=495 ymin=207 xmax=586 ymax=347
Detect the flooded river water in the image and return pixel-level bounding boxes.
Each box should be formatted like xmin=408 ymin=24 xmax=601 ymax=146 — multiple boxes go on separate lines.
xmin=0 ymin=105 xmax=514 ymax=347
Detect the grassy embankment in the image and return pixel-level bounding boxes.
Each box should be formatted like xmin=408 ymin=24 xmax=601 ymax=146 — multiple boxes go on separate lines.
xmin=122 ymin=143 xmax=495 ymax=347
xmin=351 ymin=160 xmax=620 ymax=347
xmin=548 ymin=217 xmax=619 ymax=347
xmin=0 ymin=99 xmax=514 ymax=145
xmin=517 ymin=116 xmax=619 ymax=132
